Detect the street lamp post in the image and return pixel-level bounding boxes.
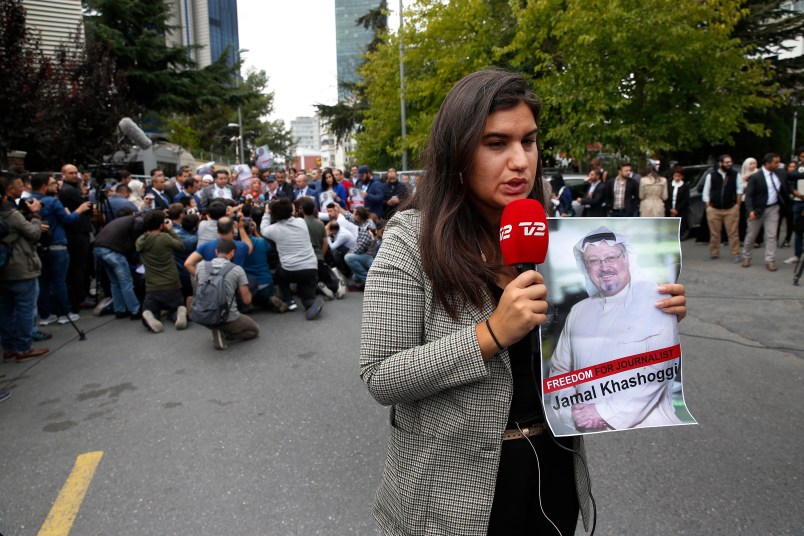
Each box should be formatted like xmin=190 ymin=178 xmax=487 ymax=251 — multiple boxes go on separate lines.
xmin=237 ymin=48 xmax=249 ymax=165
xmin=399 ymin=0 xmax=408 ymax=172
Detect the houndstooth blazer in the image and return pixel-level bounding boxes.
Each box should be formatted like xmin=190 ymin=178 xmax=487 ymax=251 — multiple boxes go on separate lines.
xmin=360 ymin=209 xmax=591 ymax=535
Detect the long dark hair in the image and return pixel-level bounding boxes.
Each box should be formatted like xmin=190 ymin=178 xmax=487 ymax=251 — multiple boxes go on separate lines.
xmin=407 ymin=68 xmax=546 ymax=319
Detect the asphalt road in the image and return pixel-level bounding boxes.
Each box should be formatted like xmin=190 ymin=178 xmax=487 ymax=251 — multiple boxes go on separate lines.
xmin=1 ymin=237 xmax=802 ymax=536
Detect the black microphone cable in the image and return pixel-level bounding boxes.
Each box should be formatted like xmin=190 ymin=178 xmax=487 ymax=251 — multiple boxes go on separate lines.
xmin=529 ymin=325 xmax=597 ymax=536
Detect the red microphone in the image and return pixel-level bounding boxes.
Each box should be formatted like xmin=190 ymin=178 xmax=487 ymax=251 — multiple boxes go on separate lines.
xmin=499 ymin=198 xmax=549 ymax=271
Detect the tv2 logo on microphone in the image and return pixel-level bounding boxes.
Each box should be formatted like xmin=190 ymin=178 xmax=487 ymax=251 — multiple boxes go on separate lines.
xmin=500 ymin=221 xmax=547 ymax=241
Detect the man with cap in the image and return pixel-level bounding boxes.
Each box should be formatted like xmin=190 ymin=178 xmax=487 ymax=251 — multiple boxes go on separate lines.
xmin=356 ymin=165 xmax=385 ymax=219
xmin=264 ymin=174 xmax=286 ymax=203
xmin=547 ymin=226 xmax=682 ymax=432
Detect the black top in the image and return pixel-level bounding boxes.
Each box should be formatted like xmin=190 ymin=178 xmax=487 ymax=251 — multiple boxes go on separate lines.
xmin=489 ymin=284 xmax=544 ymax=428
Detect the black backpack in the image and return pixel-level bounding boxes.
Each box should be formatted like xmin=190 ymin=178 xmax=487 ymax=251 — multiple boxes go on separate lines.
xmin=189 ymin=261 xmax=237 ymax=327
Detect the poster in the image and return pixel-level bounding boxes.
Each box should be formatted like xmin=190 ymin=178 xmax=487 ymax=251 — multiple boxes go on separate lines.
xmin=255 ymin=146 xmax=273 ymax=170
xmin=349 ymin=187 xmax=364 ymax=207
xmin=319 ymin=190 xmax=335 ymax=209
xmin=540 ymin=218 xmax=697 ymax=436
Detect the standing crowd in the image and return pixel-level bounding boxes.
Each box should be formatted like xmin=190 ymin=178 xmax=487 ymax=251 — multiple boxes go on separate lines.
xmin=549 ymin=149 xmax=804 ymax=272
xmin=0 ymin=161 xmax=410 ymax=366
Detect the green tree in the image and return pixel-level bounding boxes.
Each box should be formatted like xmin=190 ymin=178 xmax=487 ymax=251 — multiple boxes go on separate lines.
xmin=84 ymin=0 xmax=243 ymax=115
xmin=356 ymin=0 xmax=515 ymax=167
xmin=184 ymin=69 xmax=292 ymax=164
xmin=510 ymin=0 xmax=776 ymax=162
xmin=356 ymin=0 xmax=780 ymax=167
xmin=0 ymin=0 xmax=125 ymax=169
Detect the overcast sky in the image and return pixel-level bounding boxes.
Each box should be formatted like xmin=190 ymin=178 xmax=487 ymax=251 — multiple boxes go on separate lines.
xmin=237 ymin=0 xmax=400 ymax=127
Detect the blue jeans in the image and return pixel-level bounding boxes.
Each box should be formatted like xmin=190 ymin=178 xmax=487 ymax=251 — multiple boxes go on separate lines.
xmin=344 ymin=253 xmax=373 ymax=283
xmin=94 ymin=247 xmax=140 ymax=314
xmin=0 ymin=278 xmax=38 ymax=352
xmin=38 ymin=247 xmax=70 ymax=318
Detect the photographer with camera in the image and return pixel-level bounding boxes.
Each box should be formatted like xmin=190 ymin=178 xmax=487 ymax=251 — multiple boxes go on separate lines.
xmin=31 ymin=173 xmax=90 ymax=326
xmin=135 ymin=211 xmax=188 ymax=333
xmin=0 ymin=174 xmax=51 ymax=362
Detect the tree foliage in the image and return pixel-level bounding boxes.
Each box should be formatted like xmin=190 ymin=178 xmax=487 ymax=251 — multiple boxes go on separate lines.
xmin=356 ymin=0 xmax=783 ymax=167
xmin=181 ymin=69 xmax=292 ymax=164
xmin=84 ymin=0 xmax=243 ymax=115
xmin=0 ymin=0 xmax=126 ymax=169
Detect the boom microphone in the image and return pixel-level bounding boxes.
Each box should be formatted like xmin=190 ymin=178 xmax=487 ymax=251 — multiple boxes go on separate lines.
xmin=118 ymin=117 xmax=153 ymax=150
xmin=499 ymin=198 xmax=549 ymax=272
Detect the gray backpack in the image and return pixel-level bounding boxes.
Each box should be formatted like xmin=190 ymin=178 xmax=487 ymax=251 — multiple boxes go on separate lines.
xmin=189 ymin=261 xmax=237 ymax=326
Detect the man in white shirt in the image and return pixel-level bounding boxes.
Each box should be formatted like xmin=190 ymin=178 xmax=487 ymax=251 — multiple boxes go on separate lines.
xmin=742 ymin=153 xmax=792 ymax=271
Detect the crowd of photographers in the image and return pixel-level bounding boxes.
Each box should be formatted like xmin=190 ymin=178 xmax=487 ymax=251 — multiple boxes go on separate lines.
xmin=0 ymin=161 xmax=411 ymax=374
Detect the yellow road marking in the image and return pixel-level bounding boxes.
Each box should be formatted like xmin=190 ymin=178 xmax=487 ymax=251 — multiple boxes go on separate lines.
xmin=38 ymin=451 xmax=104 ymax=536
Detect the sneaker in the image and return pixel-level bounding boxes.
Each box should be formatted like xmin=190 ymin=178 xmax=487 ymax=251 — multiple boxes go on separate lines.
xmin=270 ymin=295 xmax=289 ymax=313
xmin=333 ymin=268 xmax=348 ymax=286
xmin=0 ymin=389 xmax=9 ymax=402
xmin=305 ymin=297 xmax=324 ymax=320
xmin=783 ymin=255 xmax=799 ymax=265
xmin=732 ymin=255 xmax=742 ymax=264
xmin=336 ymin=279 xmax=347 ymax=299
xmin=17 ymin=347 xmax=49 ymax=361
xmin=57 ymin=313 xmax=80 ymax=324
xmin=39 ymin=314 xmax=58 ymax=326
xmin=175 ymin=306 xmax=188 ymax=330
xmin=212 ymin=329 xmax=227 ymax=350
xmin=317 ymin=281 xmax=335 ymax=301
xmin=93 ymin=297 xmax=114 ymax=316
xmin=286 ymin=300 xmax=298 ymax=312
xmin=32 ymin=331 xmax=52 ymax=342
xmin=141 ymin=310 xmax=164 ymax=333
xmin=781 ymin=240 xmax=790 ymax=248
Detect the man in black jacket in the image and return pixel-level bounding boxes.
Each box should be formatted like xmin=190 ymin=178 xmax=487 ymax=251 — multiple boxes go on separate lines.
xmin=702 ymin=155 xmax=740 ymax=261
xmin=742 ymin=153 xmax=794 ymax=271
xmin=579 ymin=169 xmax=606 ymax=217
xmin=58 ymin=164 xmax=94 ymax=315
xmin=92 ymin=215 xmax=145 ymax=318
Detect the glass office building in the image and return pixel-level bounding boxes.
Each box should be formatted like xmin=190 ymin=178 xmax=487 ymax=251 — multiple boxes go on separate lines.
xmin=335 ymin=0 xmax=379 ymax=101
xmin=207 ymin=0 xmax=239 ymax=68
xmin=167 ymin=0 xmax=240 ymax=69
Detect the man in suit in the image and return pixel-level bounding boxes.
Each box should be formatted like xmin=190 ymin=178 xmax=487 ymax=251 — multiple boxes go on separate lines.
xmin=145 ymin=169 xmax=171 ymax=210
xmin=578 ymin=169 xmax=606 ymax=217
xmin=293 ymin=173 xmax=317 ymax=202
xmin=356 ymin=165 xmax=386 ymax=219
xmin=263 ymin=175 xmax=286 ymax=204
xmin=605 ymin=162 xmax=639 ymax=217
xmin=199 ymin=170 xmax=237 ymax=209
xmin=275 ymin=169 xmax=294 ymax=198
xmin=665 ymin=165 xmax=690 ymax=237
xmin=742 ymin=153 xmax=790 ymax=271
